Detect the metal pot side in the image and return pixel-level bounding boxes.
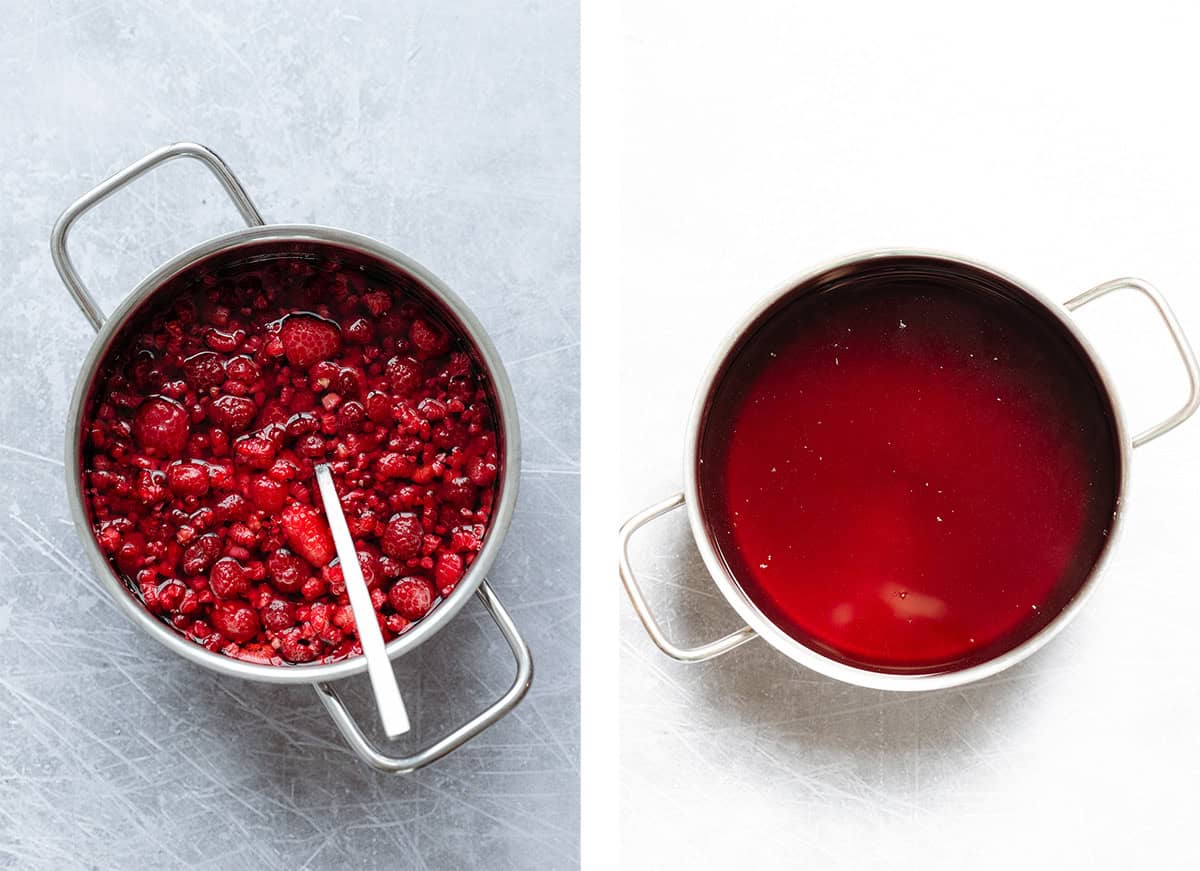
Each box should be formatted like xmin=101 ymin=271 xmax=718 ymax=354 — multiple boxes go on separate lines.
xmin=65 ymin=225 xmax=522 ymax=686
xmin=621 ymin=248 xmax=1200 ymax=692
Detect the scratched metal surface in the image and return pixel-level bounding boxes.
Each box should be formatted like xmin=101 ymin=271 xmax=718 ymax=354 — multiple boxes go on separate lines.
xmin=0 ymin=2 xmax=579 ymax=868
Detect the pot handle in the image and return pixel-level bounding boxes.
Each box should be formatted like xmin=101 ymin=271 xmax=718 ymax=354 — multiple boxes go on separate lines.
xmin=50 ymin=142 xmax=265 ymax=331
xmin=619 ymin=492 xmax=757 ymax=662
xmin=1066 ymin=278 xmax=1200 ymax=447
xmin=314 ymin=580 xmax=533 ymax=773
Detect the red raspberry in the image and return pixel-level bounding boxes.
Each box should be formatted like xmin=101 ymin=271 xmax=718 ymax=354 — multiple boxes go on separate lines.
xmin=225 ymin=356 xmax=261 ymax=384
xmin=266 ymin=549 xmax=309 ymax=594
xmin=260 ymin=598 xmax=296 ymax=631
xmin=300 ymin=575 xmax=328 ymax=601
xmin=209 ymin=557 xmax=248 ymax=599
xmin=335 ymin=365 xmax=366 ymax=398
xmin=388 ymin=576 xmax=435 ymax=620
xmin=355 ymin=549 xmax=383 ymax=588
xmin=227 ymin=523 xmax=259 ymax=548
xmin=135 ymin=469 xmax=168 ymax=504
xmin=182 ymin=534 xmax=221 ymax=575
xmin=435 ymin=552 xmax=464 ymax=593
xmin=337 ymin=401 xmax=365 ymax=432
xmin=156 ymin=579 xmax=186 ymax=611
xmin=248 ymin=476 xmax=287 ymax=512
xmin=209 ymin=395 xmax=258 ymax=431
xmin=277 ymin=627 xmax=318 ymax=663
xmin=376 ymin=453 xmax=411 ymax=480
xmin=449 ymin=527 xmax=482 ymax=553
xmin=115 ymin=532 xmax=147 ymax=575
xmin=385 ymin=356 xmax=423 ymax=395
xmin=257 ymin=400 xmax=291 ymax=429
xmin=363 ymin=290 xmax=392 ymax=317
xmin=440 ymin=475 xmax=475 ymax=508
xmin=234 ymin=436 xmax=277 ymax=469
xmin=211 ymin=602 xmax=261 ymax=643
xmin=381 ymin=513 xmax=422 ymax=560
xmin=132 ymin=397 xmax=190 ymax=456
xmin=345 ymin=316 xmax=373 ymax=344
xmin=181 ymin=351 xmax=226 ymax=390
xmin=166 ymin=462 xmax=210 ymax=497
xmin=204 ymin=328 xmax=244 ymax=352
xmin=410 ymin=318 xmax=450 ymax=355
xmin=214 ymin=493 xmax=248 ymax=522
xmin=466 ymin=455 xmax=498 ymax=487
xmin=365 ymin=391 xmax=394 ymax=423
xmin=417 ymin=397 xmax=447 ymax=421
xmin=280 ymin=503 xmax=334 ymax=567
xmin=280 ymin=314 xmax=342 ymax=369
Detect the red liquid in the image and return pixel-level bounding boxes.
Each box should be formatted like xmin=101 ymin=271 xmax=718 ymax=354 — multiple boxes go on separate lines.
xmin=698 ymin=265 xmax=1119 ymax=674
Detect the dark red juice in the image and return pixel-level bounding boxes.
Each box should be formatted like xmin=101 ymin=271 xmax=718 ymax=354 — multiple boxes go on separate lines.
xmin=697 ymin=265 xmax=1120 ymax=673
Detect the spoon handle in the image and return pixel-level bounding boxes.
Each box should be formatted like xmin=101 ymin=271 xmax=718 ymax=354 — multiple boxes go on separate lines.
xmin=314 ymin=464 xmax=411 ymax=738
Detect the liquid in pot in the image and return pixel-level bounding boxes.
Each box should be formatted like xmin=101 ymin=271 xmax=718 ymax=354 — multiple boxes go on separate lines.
xmin=697 ymin=270 xmax=1119 ymax=674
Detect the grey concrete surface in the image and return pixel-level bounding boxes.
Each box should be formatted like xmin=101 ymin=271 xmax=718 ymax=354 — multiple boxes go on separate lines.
xmin=0 ymin=2 xmax=579 ymax=868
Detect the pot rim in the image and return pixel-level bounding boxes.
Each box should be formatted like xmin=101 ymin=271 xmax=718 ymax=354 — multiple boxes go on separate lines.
xmin=681 ymin=247 xmax=1131 ymax=691
xmin=65 ymin=223 xmax=521 ymax=686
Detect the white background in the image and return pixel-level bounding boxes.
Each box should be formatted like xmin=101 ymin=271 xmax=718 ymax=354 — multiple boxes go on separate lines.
xmin=615 ymin=1 xmax=1200 ymax=868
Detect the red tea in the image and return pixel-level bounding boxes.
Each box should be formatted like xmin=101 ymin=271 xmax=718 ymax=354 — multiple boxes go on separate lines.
xmin=697 ymin=263 xmax=1120 ymax=673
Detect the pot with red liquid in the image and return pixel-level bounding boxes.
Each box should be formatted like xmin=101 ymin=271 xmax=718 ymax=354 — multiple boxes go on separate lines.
xmin=620 ymin=250 xmax=1199 ymax=690
xmin=53 ymin=143 xmax=532 ymax=770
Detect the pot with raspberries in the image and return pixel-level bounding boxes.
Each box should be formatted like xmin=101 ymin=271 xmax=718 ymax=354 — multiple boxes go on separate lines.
xmin=52 ymin=143 xmax=532 ymax=772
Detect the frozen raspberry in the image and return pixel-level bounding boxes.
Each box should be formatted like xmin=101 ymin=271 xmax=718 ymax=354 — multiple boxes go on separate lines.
xmin=181 ymin=351 xmax=226 ymax=390
xmin=182 ymin=534 xmax=221 ymax=575
xmin=211 ymin=602 xmax=261 ymax=643
xmin=388 ymin=576 xmax=435 ymax=620
xmin=133 ymin=397 xmax=190 ymax=456
xmin=248 ymin=476 xmax=287 ymax=512
xmin=280 ymin=503 xmax=334 ymax=567
xmin=114 ymin=532 xmax=147 ymax=575
xmin=225 ymin=356 xmax=261 ymax=384
xmin=266 ymin=549 xmax=309 ymax=594
xmin=260 ymin=598 xmax=296 ymax=631
xmin=280 ymin=314 xmax=342 ymax=369
xmin=386 ymin=356 xmax=423 ymax=395
xmin=435 ymin=552 xmax=464 ymax=593
xmin=209 ymin=557 xmax=248 ymax=599
xmin=363 ymin=290 xmax=392 ymax=317
xmin=213 ymin=493 xmax=248 ymax=522
xmin=166 ymin=462 xmax=210 ymax=497
xmin=277 ymin=627 xmax=318 ymax=663
xmin=234 ymin=436 xmax=277 ymax=469
xmin=466 ymin=455 xmax=498 ymax=487
xmin=410 ymin=318 xmax=450 ymax=355
xmin=382 ymin=513 xmax=422 ymax=560
xmin=209 ymin=394 xmax=257 ymax=431
xmin=345 ymin=316 xmax=373 ymax=344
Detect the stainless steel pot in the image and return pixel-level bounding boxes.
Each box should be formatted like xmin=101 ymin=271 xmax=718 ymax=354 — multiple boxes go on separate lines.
xmin=620 ymin=250 xmax=1199 ymax=691
xmin=53 ymin=142 xmax=532 ymax=771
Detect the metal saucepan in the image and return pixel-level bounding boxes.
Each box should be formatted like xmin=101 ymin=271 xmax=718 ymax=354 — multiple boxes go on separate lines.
xmin=53 ymin=142 xmax=532 ymax=771
xmin=620 ymin=250 xmax=1199 ymax=691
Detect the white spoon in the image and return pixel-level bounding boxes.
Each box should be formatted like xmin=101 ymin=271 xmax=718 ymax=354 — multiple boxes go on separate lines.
xmin=314 ymin=463 xmax=410 ymax=738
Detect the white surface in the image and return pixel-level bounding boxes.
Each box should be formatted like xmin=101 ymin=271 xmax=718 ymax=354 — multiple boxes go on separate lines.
xmin=315 ymin=465 xmax=410 ymax=738
xmin=619 ymin=2 xmax=1200 ymax=868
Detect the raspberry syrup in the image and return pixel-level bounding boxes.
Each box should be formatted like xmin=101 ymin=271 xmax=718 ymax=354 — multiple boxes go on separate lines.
xmin=697 ymin=262 xmax=1120 ymax=674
